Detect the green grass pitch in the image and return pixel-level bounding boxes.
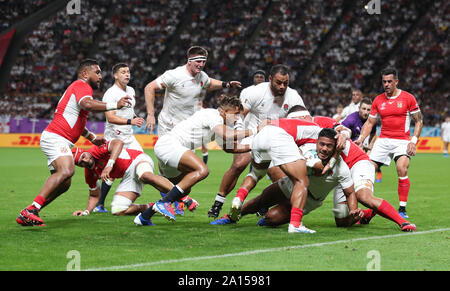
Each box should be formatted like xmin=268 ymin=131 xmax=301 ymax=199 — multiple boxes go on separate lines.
xmin=0 ymin=148 xmax=449 ymax=271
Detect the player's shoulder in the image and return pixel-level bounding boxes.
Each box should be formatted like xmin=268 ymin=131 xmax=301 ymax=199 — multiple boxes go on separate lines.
xmin=399 ymin=89 xmax=417 ymax=100
xmin=70 ymin=79 xmax=92 ymax=91
xmin=285 ymin=86 xmax=301 ymax=97
xmin=126 ymin=85 xmax=135 ymax=95
xmin=240 ymin=82 xmax=268 ymax=100
xmin=373 ymin=92 xmax=386 ymax=101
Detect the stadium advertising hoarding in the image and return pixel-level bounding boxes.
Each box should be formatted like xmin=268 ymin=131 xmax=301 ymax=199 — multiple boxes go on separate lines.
xmin=0 ymin=117 xmax=445 ymax=152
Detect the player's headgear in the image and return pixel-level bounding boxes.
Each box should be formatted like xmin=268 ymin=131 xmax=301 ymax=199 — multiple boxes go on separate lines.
xmin=286 ymin=104 xmax=310 ymax=118
xmin=72 ymin=147 xmax=86 ymax=165
xmin=187 ymin=46 xmax=208 ymax=62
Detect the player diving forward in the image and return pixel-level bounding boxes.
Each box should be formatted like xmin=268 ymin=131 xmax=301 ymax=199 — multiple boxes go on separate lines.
xmin=240 ymin=128 xmax=364 ymax=229
xmin=133 ymin=95 xmax=266 ymax=226
xmin=208 ymin=64 xmax=306 ymax=218
xmin=71 ymin=139 xmax=173 ymax=218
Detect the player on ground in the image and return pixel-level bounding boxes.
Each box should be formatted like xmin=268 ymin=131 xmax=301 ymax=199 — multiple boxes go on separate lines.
xmin=71 ymin=139 xmax=173 ymax=222
xmin=133 ymin=95 xmax=263 ymax=226
xmin=441 ymin=116 xmax=450 ymax=157
xmin=16 ymin=59 xmax=131 ymax=227
xmin=213 ymin=117 xmax=329 ymax=233
xmin=355 ymin=67 xmax=423 ymax=219
xmin=94 ymin=63 xmax=146 ymax=213
xmin=211 ymin=107 xmax=351 ymax=225
xmin=289 ymin=105 xmax=417 ymax=231
xmin=208 ymin=65 xmax=306 ymax=219
xmin=240 ymin=128 xmax=363 ymax=229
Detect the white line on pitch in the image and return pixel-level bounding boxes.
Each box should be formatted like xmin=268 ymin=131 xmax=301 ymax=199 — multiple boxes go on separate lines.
xmin=84 ymin=227 xmax=450 ymax=271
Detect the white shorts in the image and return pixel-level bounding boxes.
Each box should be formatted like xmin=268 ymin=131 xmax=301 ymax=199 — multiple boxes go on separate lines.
xmin=251 ymin=126 xmax=303 ymax=166
xmin=369 ymin=138 xmax=410 ymax=166
xmin=157 ymin=112 xmax=179 ymax=137
xmin=154 ymin=134 xmax=187 ymax=178
xmin=277 ymin=176 xmax=323 ymax=215
xmin=443 ymin=135 xmax=450 ymax=143
xmin=104 ymin=133 xmax=143 ymax=152
xmin=40 ymin=130 xmax=74 ymax=170
xmin=334 ymin=159 xmax=374 ymax=204
xmin=115 ymin=153 xmax=154 ymax=196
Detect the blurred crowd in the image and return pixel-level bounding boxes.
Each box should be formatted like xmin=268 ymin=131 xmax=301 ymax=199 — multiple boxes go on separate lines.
xmin=2 ymin=0 xmax=448 ymax=126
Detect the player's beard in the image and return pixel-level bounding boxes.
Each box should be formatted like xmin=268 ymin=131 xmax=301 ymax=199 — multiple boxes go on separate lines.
xmin=88 ymin=78 xmax=100 ymax=90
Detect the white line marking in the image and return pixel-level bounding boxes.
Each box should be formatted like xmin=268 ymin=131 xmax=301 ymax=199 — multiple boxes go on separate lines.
xmin=84 ymin=227 xmax=450 ymax=271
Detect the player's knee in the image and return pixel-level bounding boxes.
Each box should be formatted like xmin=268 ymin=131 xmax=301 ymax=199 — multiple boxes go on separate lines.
xmin=136 ymin=162 xmax=154 ymax=181
xmin=334 ymin=217 xmax=353 ymax=227
xmin=265 ymin=207 xmax=289 ymax=227
xmin=197 ymin=166 xmax=210 ymax=180
xmin=58 ymin=167 xmax=75 ymax=180
xmin=333 ymin=203 xmax=349 ymax=221
xmin=110 ymin=195 xmax=132 ymax=215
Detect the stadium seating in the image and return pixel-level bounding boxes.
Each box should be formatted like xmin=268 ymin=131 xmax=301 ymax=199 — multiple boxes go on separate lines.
xmin=1 ymin=0 xmax=448 ymax=126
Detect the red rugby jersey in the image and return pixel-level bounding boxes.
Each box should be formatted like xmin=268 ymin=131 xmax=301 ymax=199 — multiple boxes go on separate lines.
xmin=45 ymin=80 xmax=93 ymax=143
xmin=84 ymin=142 xmax=144 ymax=188
xmin=370 ymin=90 xmax=420 ymax=140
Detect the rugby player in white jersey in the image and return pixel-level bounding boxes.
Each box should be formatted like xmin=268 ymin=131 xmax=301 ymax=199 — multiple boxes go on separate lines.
xmin=144 ymin=46 xmax=241 ymax=212
xmin=144 ymin=46 xmax=242 ymax=136
xmin=134 ymin=95 xmax=265 ymax=226
xmin=208 ymin=64 xmax=306 ymax=218
xmin=239 ymin=128 xmax=363 ymax=231
xmin=93 ymin=63 xmax=146 ymax=213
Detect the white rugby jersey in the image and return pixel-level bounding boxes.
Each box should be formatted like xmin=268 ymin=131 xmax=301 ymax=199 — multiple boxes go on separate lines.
xmin=156 ymin=65 xmax=211 ymax=128
xmin=240 ymin=82 xmax=305 ymax=129
xmin=169 ymin=108 xmax=223 ymax=150
xmin=278 ymin=149 xmax=353 ymax=201
xmin=102 ymin=84 xmax=136 ymax=142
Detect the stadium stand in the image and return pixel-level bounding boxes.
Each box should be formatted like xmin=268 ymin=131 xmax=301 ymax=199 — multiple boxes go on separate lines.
xmin=0 ymin=0 xmax=448 ymax=126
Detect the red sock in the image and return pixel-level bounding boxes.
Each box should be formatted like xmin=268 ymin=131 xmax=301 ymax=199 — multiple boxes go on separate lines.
xmin=376 ymin=200 xmax=407 ymax=226
xmin=362 ymin=209 xmax=374 ymax=219
xmin=290 ymin=207 xmax=304 ymax=228
xmin=27 ymin=195 xmax=46 ymax=211
xmin=236 ymin=187 xmax=249 ymax=203
xmin=398 ymin=176 xmax=410 ymax=204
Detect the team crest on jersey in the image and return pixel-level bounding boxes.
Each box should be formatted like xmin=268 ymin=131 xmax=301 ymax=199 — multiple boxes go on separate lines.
xmin=283 ymin=104 xmax=289 ymax=111
xmin=380 ymin=102 xmax=386 ymax=110
xmin=397 ymin=102 xmax=403 ymax=108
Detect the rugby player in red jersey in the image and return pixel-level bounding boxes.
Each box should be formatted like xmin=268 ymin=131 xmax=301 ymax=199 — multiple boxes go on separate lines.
xmin=356 ymin=67 xmax=423 ymax=218
xmin=16 ymin=59 xmax=131 ymax=226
